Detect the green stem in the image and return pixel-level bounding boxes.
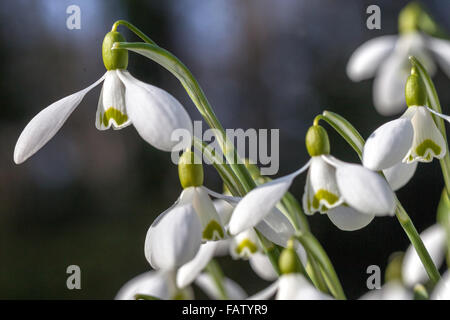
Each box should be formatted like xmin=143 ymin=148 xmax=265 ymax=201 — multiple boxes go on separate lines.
xmin=396 ymin=202 xmax=440 ymax=284
xmin=205 ymin=260 xmax=228 ymax=300
xmin=112 ymin=20 xmax=156 ymax=44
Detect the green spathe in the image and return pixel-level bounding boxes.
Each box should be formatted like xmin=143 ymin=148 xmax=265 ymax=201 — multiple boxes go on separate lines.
xmin=102 ymin=31 xmax=128 ymax=70
xmin=178 ymin=150 xmax=204 ymax=188
xmin=306 ymin=125 xmax=330 ymax=157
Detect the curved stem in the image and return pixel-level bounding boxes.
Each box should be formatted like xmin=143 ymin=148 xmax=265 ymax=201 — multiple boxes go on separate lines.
xmin=112 ymin=20 xmax=156 ymax=44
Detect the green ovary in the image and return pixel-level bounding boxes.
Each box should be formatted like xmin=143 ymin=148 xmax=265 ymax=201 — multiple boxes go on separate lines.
xmin=312 ymin=189 xmax=339 ymax=211
xmin=101 ymin=107 xmax=128 ymax=127
xmin=202 ymin=220 xmax=224 ymax=241
xmin=235 ymin=239 xmax=258 ymax=256
xmin=415 ymin=139 xmax=441 ymax=158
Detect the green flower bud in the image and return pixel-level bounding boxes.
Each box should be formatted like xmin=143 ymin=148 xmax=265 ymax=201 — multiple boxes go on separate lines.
xmin=178 ymin=150 xmax=204 ymax=189
xmin=385 ymin=251 xmax=404 ymax=284
xmin=305 ymin=125 xmax=330 ymax=157
xmin=405 ymin=69 xmax=427 ymax=107
xmin=279 ymin=239 xmax=302 ymax=275
xmin=413 ymin=284 xmax=429 ymax=300
xmin=102 ymin=31 xmax=128 ymax=70
xmin=398 ymin=2 xmax=421 ymax=34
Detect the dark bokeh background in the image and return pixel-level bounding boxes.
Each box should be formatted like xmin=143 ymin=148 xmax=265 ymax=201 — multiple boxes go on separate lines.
xmin=1 ymin=0 xmax=449 ymax=299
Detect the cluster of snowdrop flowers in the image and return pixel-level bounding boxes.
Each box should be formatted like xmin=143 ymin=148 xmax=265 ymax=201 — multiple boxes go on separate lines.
xmin=13 ymin=30 xmax=192 ymax=165
xmin=363 ymin=67 xmax=449 ymax=179
xmin=347 ymin=2 xmax=450 ymax=115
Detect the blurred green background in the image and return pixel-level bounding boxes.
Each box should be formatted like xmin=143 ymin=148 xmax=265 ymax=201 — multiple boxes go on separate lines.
xmin=1 ymin=0 xmax=449 ymax=299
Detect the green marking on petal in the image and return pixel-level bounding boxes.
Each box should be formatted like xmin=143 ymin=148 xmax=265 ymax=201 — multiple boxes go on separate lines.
xmin=202 ymin=220 xmax=224 ymax=241
xmin=102 ymin=107 xmax=128 ymax=127
xmin=415 ymin=139 xmax=441 ymax=158
xmin=235 ymin=238 xmax=258 ymax=257
xmin=312 ymin=189 xmax=339 ymax=211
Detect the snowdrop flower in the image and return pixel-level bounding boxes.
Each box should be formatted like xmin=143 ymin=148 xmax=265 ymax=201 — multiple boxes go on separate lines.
xmin=347 ymin=2 xmax=450 ymax=116
xmin=402 ymin=224 xmax=447 ymax=287
xmin=363 ymin=69 xmax=448 ymax=176
xmin=431 ymin=271 xmax=450 ymax=300
xmin=229 ymin=125 xmax=396 ymax=235
xmin=14 ymin=30 xmax=192 ymax=164
xmin=115 ymin=270 xmax=193 ymax=300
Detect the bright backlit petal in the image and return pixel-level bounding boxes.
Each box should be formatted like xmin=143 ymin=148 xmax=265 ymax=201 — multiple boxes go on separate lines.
xmin=249 ymin=252 xmax=278 ymax=281
xmin=327 ymin=205 xmax=375 ymax=231
xmin=334 ymin=161 xmax=396 ymax=216
xmin=228 ymin=161 xmax=310 ymax=235
xmin=431 ymin=271 xmax=450 ymax=300
xmin=276 ymin=274 xmax=332 ymax=300
xmin=116 ymin=70 xmax=193 ymax=152
xmin=383 ymin=161 xmax=418 ymax=191
xmin=176 ymin=242 xmax=218 ymax=288
xmin=363 ymin=118 xmax=414 ymax=170
xmin=14 ymin=75 xmax=106 ymax=164
xmin=346 ymin=35 xmax=397 ymax=81
xmin=195 ymin=273 xmax=247 ymax=300
xmin=145 ymin=203 xmax=202 ymax=270
xmin=96 ymin=70 xmax=131 ymax=130
xmin=403 ymin=107 xmax=446 ymax=163
xmin=115 ymin=271 xmax=173 ymax=300
xmin=402 ymin=224 xmax=446 ymax=287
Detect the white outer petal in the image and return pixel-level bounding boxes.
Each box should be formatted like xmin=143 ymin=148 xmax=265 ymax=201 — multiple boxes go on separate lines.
xmin=431 ymin=271 xmax=450 ymax=300
xmin=346 ymin=35 xmax=397 ymax=81
xmin=247 ymin=281 xmax=279 ymax=300
xmin=195 ymin=273 xmax=247 ymax=300
xmin=276 ymin=274 xmax=332 ymax=300
xmin=402 ymin=224 xmax=446 ymax=287
xmin=228 ymin=161 xmax=310 ymax=235
xmin=213 ymin=199 xmax=235 ymax=226
xmin=383 ymin=161 xmax=418 ymax=191
xmin=115 ymin=271 xmax=172 ymax=300
xmin=326 ymin=206 xmax=375 ymax=231
xmin=176 ymin=242 xmax=218 ymax=288
xmin=116 ymin=70 xmax=192 ymax=152
xmin=429 ymin=37 xmax=450 ymax=78
xmin=334 ymin=161 xmax=396 ymax=216
xmin=363 ymin=118 xmax=414 ymax=170
xmin=14 ymin=75 xmax=105 ymax=164
xmin=359 ymin=282 xmax=412 ymax=300
xmin=249 ymin=252 xmax=278 ymax=281
xmin=145 ymin=203 xmax=202 ymax=270
xmin=255 ymin=208 xmax=295 ymax=247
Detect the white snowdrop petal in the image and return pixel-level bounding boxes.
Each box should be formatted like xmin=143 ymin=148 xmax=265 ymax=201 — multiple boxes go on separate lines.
xmin=193 ymin=187 xmax=225 ymax=241
xmin=177 ymin=242 xmax=218 ymax=288
xmin=255 ymin=208 xmax=295 ymax=247
xmin=249 ymin=252 xmax=278 ymax=281
xmin=327 ymin=206 xmax=375 ymax=231
xmin=247 ymin=281 xmax=279 ymax=300
xmin=336 ymin=163 xmax=396 ymax=216
xmin=195 ymin=273 xmax=247 ymax=300
xmin=346 ymin=35 xmax=397 ymax=81
xmin=276 ymin=274 xmax=332 ymax=300
xmin=116 ymin=70 xmax=192 ymax=152
xmin=145 ymin=203 xmax=202 ymax=270
xmin=14 ymin=75 xmax=105 ymax=164
xmin=229 ymin=161 xmax=310 ymax=235
xmin=115 ymin=271 xmax=171 ymax=300
xmin=304 ymin=156 xmax=344 ymax=214
xmin=402 ymin=224 xmax=447 ymax=287
xmin=230 ymin=229 xmax=261 ymax=260
xmin=213 ymin=199 xmax=235 ymax=226
xmin=429 ymin=38 xmax=450 ymax=78
xmin=363 ymin=118 xmax=414 ymax=170
xmin=403 ymin=106 xmax=446 ymax=163
xmin=383 ymin=161 xmax=418 ymax=191
xmin=431 ymin=271 xmax=450 ymax=300
xmin=360 ymin=282 xmax=412 ymax=300
xmin=96 ymin=70 xmax=131 ymax=130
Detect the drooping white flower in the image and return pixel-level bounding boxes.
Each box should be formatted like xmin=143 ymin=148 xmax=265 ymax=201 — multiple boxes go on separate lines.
xmin=363 ymin=106 xmax=447 ymax=172
xmin=347 ymin=31 xmax=449 ymax=115
xmin=195 ymin=273 xmax=247 ymax=300
xmin=431 ymin=271 xmax=450 ymax=300
xmin=402 ymin=224 xmax=447 ymax=287
xmin=14 ymin=57 xmax=192 ymax=164
xmin=115 ymin=270 xmax=193 ymax=300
